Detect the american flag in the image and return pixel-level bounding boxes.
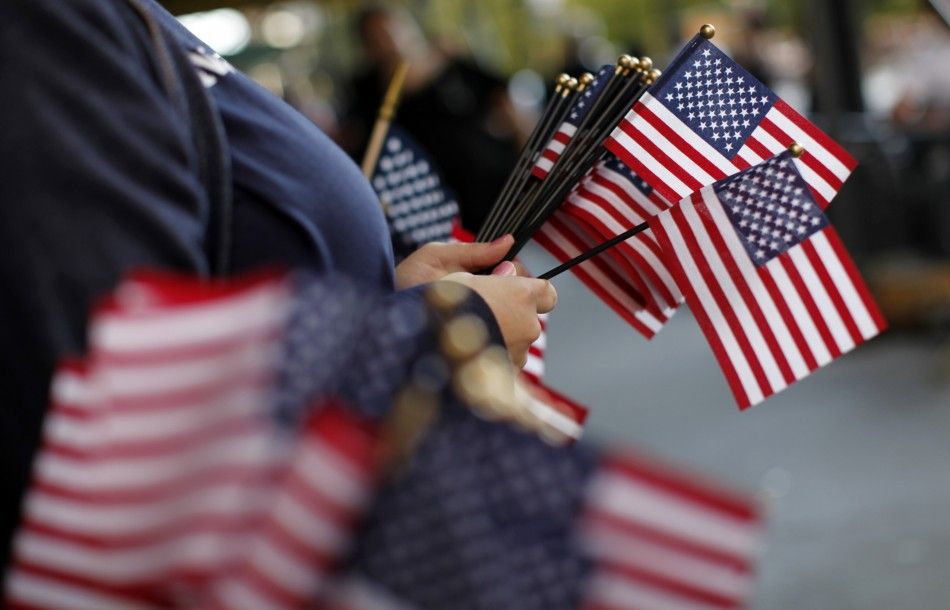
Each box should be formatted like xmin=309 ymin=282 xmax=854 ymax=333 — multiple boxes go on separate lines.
xmin=562 ymin=154 xmax=683 ymax=317
xmin=371 ymin=125 xmax=460 ymax=261
xmin=522 ymin=313 xmax=548 ymax=383
xmin=3 ymin=273 xmax=382 ymax=610
xmin=578 ymin=451 xmax=765 ymax=610
xmin=649 ymin=151 xmax=886 ymax=409
xmin=525 ymin=380 xmax=589 ymax=445
xmin=534 ymin=210 xmax=672 ymax=339
xmin=532 ymin=65 xmax=614 ymax=180
xmin=349 ymin=403 xmax=766 ymax=610
xmin=606 ymin=34 xmax=857 ymax=208
xmin=205 ymin=403 xmax=380 ymax=610
xmin=351 ymin=405 xmax=601 ymax=610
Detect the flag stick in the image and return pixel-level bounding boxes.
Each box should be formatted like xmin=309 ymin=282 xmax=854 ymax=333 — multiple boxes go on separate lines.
xmin=480 ymin=75 xmax=588 ymax=242
xmin=517 ymin=66 xmax=658 ymax=237
xmin=361 ymin=61 xmax=411 ymax=178
xmin=496 ymin=58 xmax=638 ymax=241
xmin=506 ymin=65 xmax=656 ymax=257
xmin=478 ymin=74 xmax=581 ymax=242
xmin=538 ymin=221 xmax=649 ymax=280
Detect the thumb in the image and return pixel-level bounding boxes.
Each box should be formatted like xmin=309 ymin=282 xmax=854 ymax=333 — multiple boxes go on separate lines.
xmin=449 ymin=234 xmax=515 ymax=271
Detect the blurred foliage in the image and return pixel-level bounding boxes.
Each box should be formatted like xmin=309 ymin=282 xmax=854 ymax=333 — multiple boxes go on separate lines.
xmin=164 ymin=0 xmax=933 ymax=78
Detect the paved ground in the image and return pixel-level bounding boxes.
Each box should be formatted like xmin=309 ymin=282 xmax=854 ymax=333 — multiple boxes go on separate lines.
xmin=521 ymin=244 xmax=950 ymax=610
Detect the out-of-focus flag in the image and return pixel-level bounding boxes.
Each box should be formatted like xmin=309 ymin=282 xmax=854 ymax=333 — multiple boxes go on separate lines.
xmin=524 ymin=380 xmax=589 ymax=445
xmin=535 ymin=210 xmax=672 ymax=339
xmin=649 ymin=151 xmax=886 ymax=409
xmin=522 ymin=313 xmax=548 ymax=383
xmin=351 ymin=406 xmax=600 ymax=610
xmin=206 ymin=404 xmax=379 ymax=610
xmin=3 ymin=273 xmax=383 ymax=610
xmin=532 ymin=66 xmax=614 ymax=180
xmin=605 ymin=34 xmax=857 ymax=208
xmin=562 ymin=154 xmax=683 ymax=316
xmin=578 ymin=451 xmax=765 ymax=610
xmin=370 ymin=125 xmax=460 ymax=260
xmin=350 ymin=404 xmax=767 ymax=610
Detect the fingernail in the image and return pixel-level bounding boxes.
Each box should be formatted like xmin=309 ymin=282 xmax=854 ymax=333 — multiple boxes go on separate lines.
xmin=492 ymin=261 xmax=516 ymax=276
xmin=490 ymin=234 xmax=512 ymax=246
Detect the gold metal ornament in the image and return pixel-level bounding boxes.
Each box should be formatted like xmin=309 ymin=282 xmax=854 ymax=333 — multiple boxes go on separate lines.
xmin=440 ymin=315 xmax=489 ymax=362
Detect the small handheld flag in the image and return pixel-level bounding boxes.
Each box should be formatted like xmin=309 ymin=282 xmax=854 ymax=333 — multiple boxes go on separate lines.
xmin=649 ymin=148 xmax=886 ymax=409
xmin=606 ymin=25 xmax=857 ymax=208
xmin=370 ymin=125 xmax=460 ymax=260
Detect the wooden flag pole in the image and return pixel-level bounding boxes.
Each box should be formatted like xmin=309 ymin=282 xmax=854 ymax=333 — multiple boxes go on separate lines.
xmin=361 ymin=61 xmax=411 ymax=179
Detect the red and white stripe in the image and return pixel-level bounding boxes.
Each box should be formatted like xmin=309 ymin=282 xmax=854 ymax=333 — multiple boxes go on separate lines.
xmin=532 ymin=122 xmax=577 ymax=180
xmin=6 ymin=275 xmax=382 ymax=610
xmin=650 ymin=188 xmax=886 ymax=409
xmin=5 ymin=274 xmax=294 ymax=609
xmin=522 ymin=313 xmax=548 ymax=383
xmin=580 ymin=452 xmax=765 ymax=610
xmin=563 ymin=161 xmax=684 ymax=312
xmin=524 ymin=381 xmax=589 ymax=445
xmin=206 ymin=404 xmax=379 ymax=610
xmin=534 ymin=211 xmax=671 ymax=339
xmin=606 ymin=93 xmax=857 ymax=208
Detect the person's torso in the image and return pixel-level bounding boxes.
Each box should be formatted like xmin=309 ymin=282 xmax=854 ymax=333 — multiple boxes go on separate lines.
xmin=150 ymin=0 xmax=395 ymax=288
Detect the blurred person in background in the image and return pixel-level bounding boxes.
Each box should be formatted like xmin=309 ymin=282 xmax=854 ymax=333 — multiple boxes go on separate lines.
xmin=0 ymin=0 xmax=556 ymax=573
xmin=342 ymin=5 xmax=526 ymax=233
xmin=868 ymin=0 xmax=950 ymax=257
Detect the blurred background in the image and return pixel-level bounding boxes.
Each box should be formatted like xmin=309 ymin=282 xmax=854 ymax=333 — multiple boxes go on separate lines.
xmin=164 ymin=0 xmax=949 ymax=607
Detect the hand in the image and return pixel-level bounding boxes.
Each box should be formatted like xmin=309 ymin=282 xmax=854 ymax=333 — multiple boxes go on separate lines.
xmin=442 ymin=265 xmax=557 ymax=368
xmin=394 ymin=235 xmax=515 ymax=290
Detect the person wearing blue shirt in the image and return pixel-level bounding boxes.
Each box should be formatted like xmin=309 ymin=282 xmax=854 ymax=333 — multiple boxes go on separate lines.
xmin=0 ymin=0 xmax=556 ymax=572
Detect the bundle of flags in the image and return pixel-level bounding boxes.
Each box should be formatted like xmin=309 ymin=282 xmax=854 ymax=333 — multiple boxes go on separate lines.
xmin=475 ymin=25 xmax=885 ymax=409
xmin=11 ymin=22 xmax=888 ymax=610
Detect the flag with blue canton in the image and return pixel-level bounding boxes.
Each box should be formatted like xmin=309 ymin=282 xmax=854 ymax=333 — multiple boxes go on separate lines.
xmin=532 ymin=65 xmax=614 ymax=180
xmin=657 ymin=40 xmax=776 ymax=159
xmin=717 ymin=152 xmax=829 ymax=267
xmin=650 ymin=150 xmax=886 ymax=409
xmin=371 ymin=125 xmax=460 ymax=261
xmin=351 ymin=404 xmax=600 ymax=610
xmin=606 ymin=33 xmax=857 ymax=208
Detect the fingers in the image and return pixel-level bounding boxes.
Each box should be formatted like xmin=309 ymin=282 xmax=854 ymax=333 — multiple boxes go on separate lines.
xmin=449 ymin=234 xmax=514 ymax=271
xmin=531 ymin=279 xmax=558 ymax=313
xmin=511 ymin=260 xmax=530 ymax=277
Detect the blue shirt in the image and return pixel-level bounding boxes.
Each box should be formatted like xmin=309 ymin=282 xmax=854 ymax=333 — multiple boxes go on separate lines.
xmin=0 ymin=0 xmax=422 ymax=567
xmin=147 ymin=0 xmax=395 ymax=288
